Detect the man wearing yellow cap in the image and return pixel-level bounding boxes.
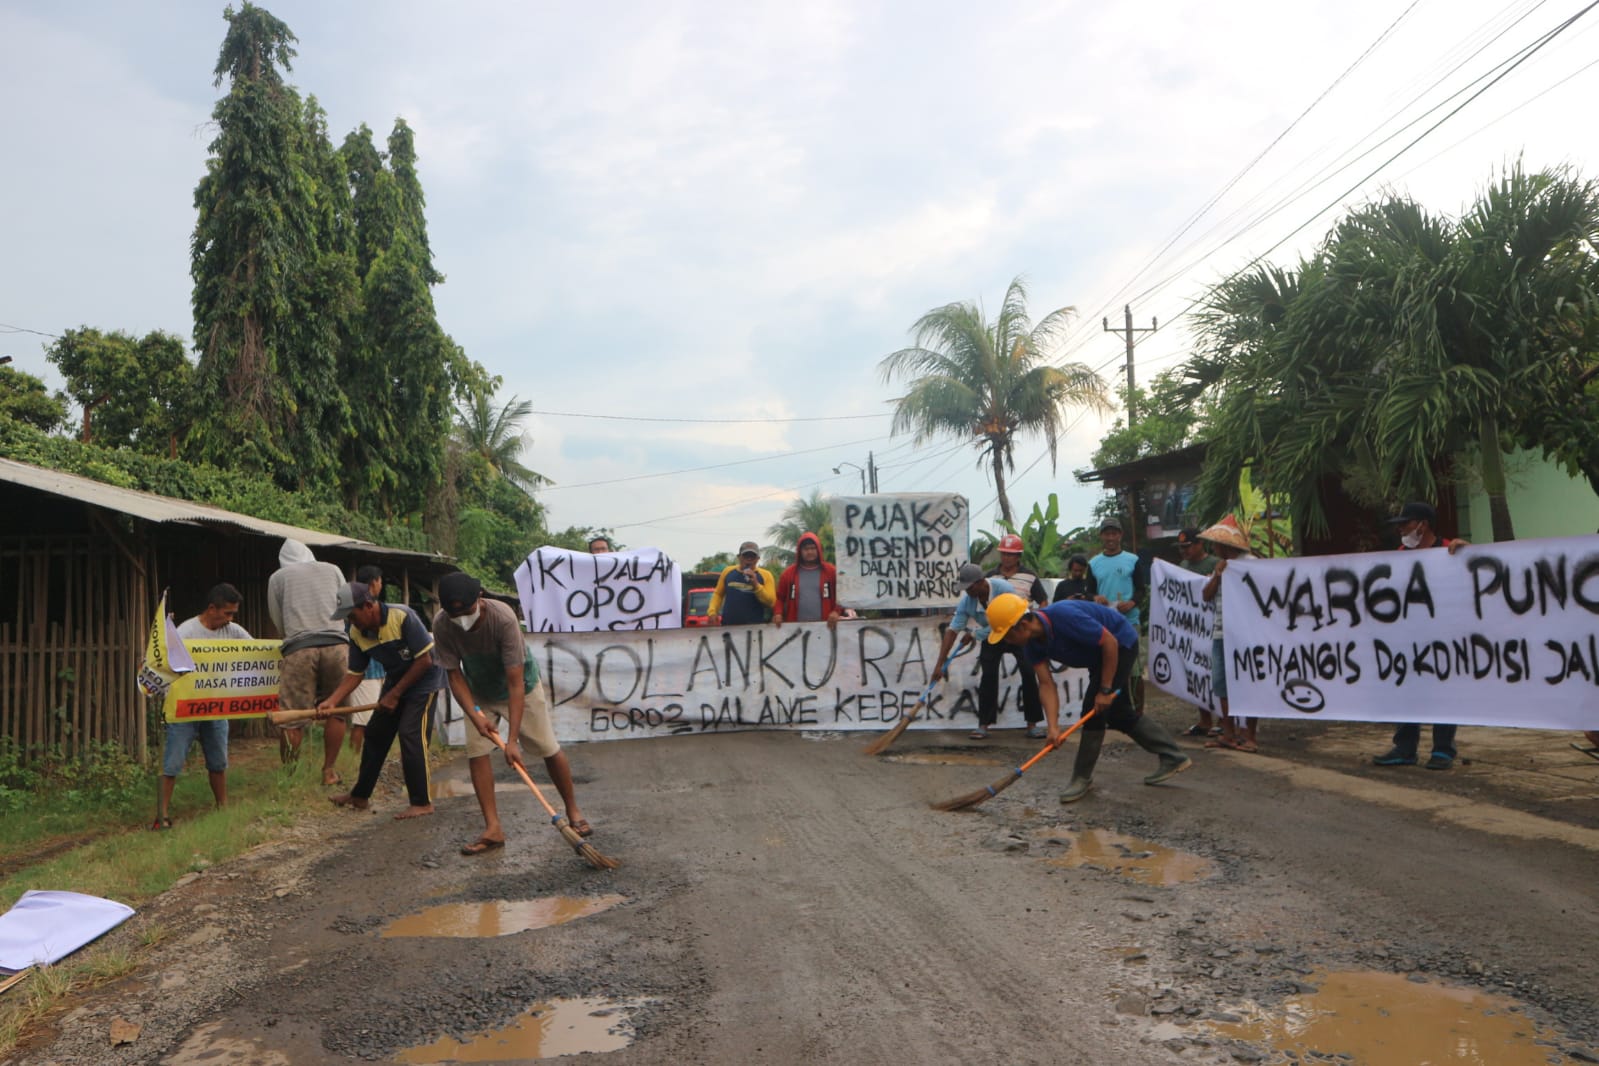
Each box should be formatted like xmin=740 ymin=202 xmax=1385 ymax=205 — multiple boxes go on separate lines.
xmin=987 ymin=593 xmax=1192 ymax=803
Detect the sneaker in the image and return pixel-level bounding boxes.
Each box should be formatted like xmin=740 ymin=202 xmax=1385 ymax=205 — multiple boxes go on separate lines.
xmin=1026 ymin=724 xmax=1047 ymax=739
xmin=1373 ymin=747 xmax=1418 ymax=766
xmin=1424 ymin=752 xmax=1454 ymax=771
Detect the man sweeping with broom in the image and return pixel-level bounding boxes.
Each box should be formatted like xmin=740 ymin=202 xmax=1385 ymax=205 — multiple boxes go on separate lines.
xmin=987 ymin=593 xmax=1191 ymax=804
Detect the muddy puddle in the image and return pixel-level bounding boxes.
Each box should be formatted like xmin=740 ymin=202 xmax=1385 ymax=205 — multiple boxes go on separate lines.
xmin=1207 ymin=970 xmax=1592 ymax=1064
xmin=166 ymin=1022 xmax=292 ymax=1065
xmin=380 ymin=894 xmax=626 ymax=938
xmin=883 ymin=751 xmax=1004 ymax=767
xmin=396 ymin=996 xmax=647 ymax=1062
xmin=1044 ymin=828 xmax=1213 ymax=885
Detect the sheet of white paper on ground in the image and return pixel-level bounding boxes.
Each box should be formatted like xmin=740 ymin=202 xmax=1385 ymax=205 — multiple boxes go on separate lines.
xmin=0 ymin=890 xmax=135 ymax=971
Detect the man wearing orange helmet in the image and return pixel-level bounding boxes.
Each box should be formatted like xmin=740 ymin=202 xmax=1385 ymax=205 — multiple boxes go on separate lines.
xmin=987 ymin=592 xmax=1192 ymax=803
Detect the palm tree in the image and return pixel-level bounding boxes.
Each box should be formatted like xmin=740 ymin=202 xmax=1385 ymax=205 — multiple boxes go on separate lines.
xmin=878 ymin=276 xmax=1108 ymax=525
xmin=765 ymin=489 xmax=835 ymax=567
xmin=454 ymin=390 xmax=549 ymax=496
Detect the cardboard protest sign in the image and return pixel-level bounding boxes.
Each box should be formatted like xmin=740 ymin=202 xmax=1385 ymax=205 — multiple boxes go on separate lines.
xmin=161 ymin=639 xmax=282 ymax=722
xmin=514 ymin=546 xmax=681 ymax=632
xmin=831 ymin=493 xmax=969 ymax=610
xmin=1148 ymin=559 xmax=1218 ymax=713
xmin=1220 ymin=535 xmax=1599 ymax=728
xmin=527 ymin=616 xmax=1088 ymax=743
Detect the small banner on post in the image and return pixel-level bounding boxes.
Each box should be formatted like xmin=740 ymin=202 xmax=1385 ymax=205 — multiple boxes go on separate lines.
xmin=830 ymin=493 xmax=969 ymax=610
xmin=1148 ymin=559 xmax=1218 ymax=713
xmin=161 ymin=639 xmax=282 ymax=722
xmin=136 ymin=590 xmax=197 ymax=699
xmin=514 ymin=546 xmax=682 ymax=632
xmin=1220 ymin=535 xmax=1599 ymax=728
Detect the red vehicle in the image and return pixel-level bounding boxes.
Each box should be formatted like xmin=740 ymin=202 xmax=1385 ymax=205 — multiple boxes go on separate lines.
xmin=682 ymin=572 xmax=720 ymax=626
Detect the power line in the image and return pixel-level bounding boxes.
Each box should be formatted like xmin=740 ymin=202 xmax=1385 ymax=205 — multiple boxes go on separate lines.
xmin=610 ymin=470 xmax=856 ymax=530
xmin=0 ymin=323 xmax=59 ymax=339
xmin=528 ymin=408 xmax=891 ymax=425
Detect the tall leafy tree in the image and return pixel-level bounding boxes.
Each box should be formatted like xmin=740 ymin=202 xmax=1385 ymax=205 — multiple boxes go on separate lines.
xmin=47 ymin=328 xmax=194 ymax=453
xmin=189 ymin=2 xmax=342 ymax=486
xmin=387 ymin=119 xmax=443 ymax=286
xmin=0 ymin=366 xmax=69 ymax=434
xmin=765 ymin=488 xmax=836 ymax=566
xmin=879 ymin=276 xmax=1108 ymax=525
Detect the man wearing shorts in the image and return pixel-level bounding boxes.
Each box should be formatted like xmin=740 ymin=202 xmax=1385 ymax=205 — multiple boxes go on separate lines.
xmin=267 ymin=539 xmax=349 ymax=783
xmin=432 ymin=571 xmax=593 ymax=855
xmin=153 ymin=583 xmax=249 ymax=828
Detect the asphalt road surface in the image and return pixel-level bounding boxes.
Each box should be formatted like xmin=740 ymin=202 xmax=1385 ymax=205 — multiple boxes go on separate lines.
xmin=13 ymin=703 xmax=1599 ymax=1065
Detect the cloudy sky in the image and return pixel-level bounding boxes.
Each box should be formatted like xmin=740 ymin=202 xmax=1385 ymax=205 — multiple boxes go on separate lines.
xmin=3 ymin=0 xmax=1595 ymax=566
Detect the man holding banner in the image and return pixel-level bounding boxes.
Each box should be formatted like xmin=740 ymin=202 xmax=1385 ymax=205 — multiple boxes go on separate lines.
xmin=153 ymin=584 xmax=249 ymax=829
xmin=989 ymin=593 xmax=1192 ymax=803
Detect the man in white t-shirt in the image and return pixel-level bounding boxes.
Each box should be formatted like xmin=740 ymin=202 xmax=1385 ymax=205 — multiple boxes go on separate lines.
xmin=154 ymin=584 xmax=251 ymax=829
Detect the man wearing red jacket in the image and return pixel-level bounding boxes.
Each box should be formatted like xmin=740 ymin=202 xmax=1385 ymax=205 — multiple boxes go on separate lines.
xmin=774 ymin=531 xmax=843 ymax=627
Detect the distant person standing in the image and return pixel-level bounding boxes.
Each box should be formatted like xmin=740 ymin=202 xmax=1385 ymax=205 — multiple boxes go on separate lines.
xmin=267 ymin=539 xmax=349 ymax=784
xmin=153 ymin=584 xmax=249 ymax=829
xmin=347 ymin=564 xmax=387 ymax=755
xmin=932 ymin=563 xmax=1042 ymax=739
xmin=1199 ymin=519 xmax=1256 ymax=752
xmin=709 ymin=541 xmax=776 ymax=626
xmin=774 ymin=532 xmax=842 ymax=628
xmin=1051 ymin=554 xmax=1096 ymax=603
xmin=1090 ymin=518 xmax=1147 ymax=709
xmin=991 ymin=534 xmax=1049 ymax=609
xmin=1174 ymin=528 xmax=1219 ymax=738
xmin=1373 ymin=501 xmax=1469 ymax=770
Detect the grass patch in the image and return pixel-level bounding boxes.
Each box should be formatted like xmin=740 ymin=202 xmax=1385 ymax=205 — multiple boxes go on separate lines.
xmin=0 ymin=732 xmax=363 ymax=911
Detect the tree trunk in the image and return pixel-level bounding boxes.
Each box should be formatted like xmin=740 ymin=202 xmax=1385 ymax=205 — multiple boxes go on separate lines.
xmin=991 ymin=446 xmax=1013 ymax=526
xmin=1479 ymin=415 xmax=1516 ymax=542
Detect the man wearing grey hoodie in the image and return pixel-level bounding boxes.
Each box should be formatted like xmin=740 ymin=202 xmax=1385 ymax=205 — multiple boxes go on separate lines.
xmin=267 ymin=539 xmax=350 ymax=783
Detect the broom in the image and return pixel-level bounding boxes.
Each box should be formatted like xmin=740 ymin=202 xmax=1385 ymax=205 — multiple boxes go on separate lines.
xmin=930 ymin=708 xmax=1099 ymax=811
xmin=862 ymin=640 xmax=975 ymax=756
xmin=487 ymin=732 xmax=620 ymax=871
xmin=269 ymin=703 xmax=379 ymax=726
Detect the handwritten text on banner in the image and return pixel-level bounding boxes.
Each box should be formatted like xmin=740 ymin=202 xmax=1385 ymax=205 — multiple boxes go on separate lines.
xmin=830 ymin=493 xmax=969 ymax=610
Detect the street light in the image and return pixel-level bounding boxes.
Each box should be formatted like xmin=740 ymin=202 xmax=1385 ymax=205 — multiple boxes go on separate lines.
xmin=833 ymin=462 xmax=866 ymax=493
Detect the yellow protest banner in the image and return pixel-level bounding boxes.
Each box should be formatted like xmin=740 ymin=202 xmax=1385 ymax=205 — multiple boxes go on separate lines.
xmin=161 ymin=639 xmax=283 ymax=722
xmin=136 ymin=590 xmax=196 ymax=698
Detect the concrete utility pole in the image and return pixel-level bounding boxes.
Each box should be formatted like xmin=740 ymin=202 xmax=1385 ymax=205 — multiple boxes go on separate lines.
xmin=1102 ymin=304 xmax=1157 ymax=425
xmin=868 ymin=451 xmax=879 ymax=493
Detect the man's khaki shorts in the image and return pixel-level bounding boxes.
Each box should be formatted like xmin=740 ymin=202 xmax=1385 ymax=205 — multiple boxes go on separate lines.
xmin=464 ymin=681 xmax=560 ymax=761
xmin=278 ymin=644 xmax=349 ymax=729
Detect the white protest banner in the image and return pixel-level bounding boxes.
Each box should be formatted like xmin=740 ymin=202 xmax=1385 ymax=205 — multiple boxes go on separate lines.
xmin=527 ymin=617 xmax=1088 ymax=743
xmin=831 ymin=493 xmax=969 ymax=610
xmin=514 ymin=546 xmax=681 ymax=632
xmin=1148 ymin=559 xmax=1218 ymax=713
xmin=1220 ymin=535 xmax=1599 ymax=728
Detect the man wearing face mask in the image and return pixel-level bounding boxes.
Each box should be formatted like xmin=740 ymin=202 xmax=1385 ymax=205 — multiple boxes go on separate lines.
xmin=1373 ymin=501 xmax=1470 ymax=770
xmin=430 ymin=571 xmax=592 ymax=854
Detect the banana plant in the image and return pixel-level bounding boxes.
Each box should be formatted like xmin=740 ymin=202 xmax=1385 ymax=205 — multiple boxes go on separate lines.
xmin=978 ymin=492 xmax=1067 ymax=576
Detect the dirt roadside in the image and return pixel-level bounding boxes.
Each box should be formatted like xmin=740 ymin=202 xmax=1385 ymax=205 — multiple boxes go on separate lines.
xmin=9 ymin=699 xmax=1599 ymax=1065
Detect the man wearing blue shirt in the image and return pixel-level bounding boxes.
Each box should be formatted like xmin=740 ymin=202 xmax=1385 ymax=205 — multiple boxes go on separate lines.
xmin=932 ymin=563 xmax=1043 ymax=739
xmin=1089 ymin=517 xmax=1147 ymax=710
xmin=988 ymin=593 xmax=1191 ymax=803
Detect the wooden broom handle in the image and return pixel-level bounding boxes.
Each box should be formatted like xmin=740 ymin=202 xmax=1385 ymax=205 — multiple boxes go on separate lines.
xmin=268 ymin=703 xmax=379 ymax=726
xmin=1015 ymin=708 xmax=1098 ymax=774
xmin=488 ymin=732 xmax=562 ymax=820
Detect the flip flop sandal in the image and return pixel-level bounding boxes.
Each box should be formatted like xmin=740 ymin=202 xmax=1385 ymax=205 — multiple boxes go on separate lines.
xmin=460 ymin=838 xmax=505 ymax=856
xmin=569 ymin=819 xmax=594 ymax=838
xmin=150 ymin=816 xmax=173 ymax=831
xmin=968 ymin=729 xmax=989 ymax=740
xmin=1181 ymin=724 xmax=1209 ymax=737
xmin=1204 ymin=738 xmax=1236 ymax=749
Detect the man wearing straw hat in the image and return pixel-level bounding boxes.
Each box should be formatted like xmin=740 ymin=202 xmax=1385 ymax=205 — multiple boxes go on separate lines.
xmin=988 ymin=592 xmax=1192 ymax=802
xmin=431 ymin=571 xmax=593 ymax=853
xmin=1198 ymin=516 xmax=1257 ymax=752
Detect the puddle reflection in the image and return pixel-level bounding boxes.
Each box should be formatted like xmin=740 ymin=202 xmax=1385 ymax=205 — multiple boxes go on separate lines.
xmin=380 ymin=895 xmax=625 ymax=938
xmin=1045 ymin=828 xmax=1213 ymax=885
xmin=396 ymin=996 xmax=646 ymax=1062
xmin=1209 ymin=970 xmax=1589 ymax=1065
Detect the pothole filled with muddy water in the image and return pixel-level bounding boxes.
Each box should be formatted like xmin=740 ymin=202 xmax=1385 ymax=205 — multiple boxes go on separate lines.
xmin=1208 ymin=970 xmax=1593 ymax=1064
xmin=379 ymin=894 xmax=626 ymax=938
xmin=396 ymin=996 xmax=650 ymax=1062
xmin=1044 ymin=828 xmax=1214 ymax=885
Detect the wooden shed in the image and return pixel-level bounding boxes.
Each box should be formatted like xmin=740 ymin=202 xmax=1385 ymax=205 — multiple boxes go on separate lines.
xmin=0 ymin=458 xmax=454 ymax=764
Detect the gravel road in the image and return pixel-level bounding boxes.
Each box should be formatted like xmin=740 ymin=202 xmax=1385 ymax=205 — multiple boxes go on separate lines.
xmin=12 ymin=701 xmax=1599 ymax=1065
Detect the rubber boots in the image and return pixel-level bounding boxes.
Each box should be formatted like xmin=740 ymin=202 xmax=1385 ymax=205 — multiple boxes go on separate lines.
xmin=1059 ymin=730 xmax=1105 ymax=804
xmin=1128 ymin=714 xmax=1193 ymax=785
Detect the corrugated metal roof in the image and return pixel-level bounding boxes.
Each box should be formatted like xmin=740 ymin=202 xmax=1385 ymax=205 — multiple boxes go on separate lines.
xmin=0 ymin=456 xmax=442 ymax=561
